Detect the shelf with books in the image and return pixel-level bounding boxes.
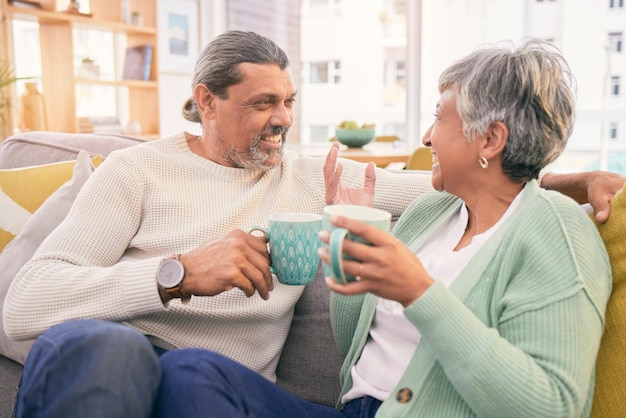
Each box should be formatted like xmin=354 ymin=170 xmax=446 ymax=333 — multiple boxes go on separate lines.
xmin=122 ymin=44 xmax=153 ymax=81
xmin=2 ymin=0 xmax=160 ymax=137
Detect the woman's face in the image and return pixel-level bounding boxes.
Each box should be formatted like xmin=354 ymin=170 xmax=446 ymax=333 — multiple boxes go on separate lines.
xmin=421 ymin=90 xmax=481 ymax=194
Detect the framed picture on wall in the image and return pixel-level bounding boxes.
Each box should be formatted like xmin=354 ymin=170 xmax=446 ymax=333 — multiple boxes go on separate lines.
xmin=157 ymin=0 xmax=199 ymax=74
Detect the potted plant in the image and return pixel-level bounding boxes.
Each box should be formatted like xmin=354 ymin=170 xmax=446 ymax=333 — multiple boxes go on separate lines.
xmin=0 ymin=61 xmax=35 ymax=139
xmin=131 ymin=11 xmax=143 ymax=26
xmin=0 ymin=61 xmax=20 ymax=139
xmin=79 ymin=57 xmax=99 ymax=79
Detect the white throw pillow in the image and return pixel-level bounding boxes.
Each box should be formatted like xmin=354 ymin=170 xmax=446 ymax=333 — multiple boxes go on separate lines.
xmin=0 ymin=150 xmax=96 ymax=364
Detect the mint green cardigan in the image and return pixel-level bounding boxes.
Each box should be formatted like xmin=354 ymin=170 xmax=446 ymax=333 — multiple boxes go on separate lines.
xmin=331 ymin=181 xmax=612 ymax=417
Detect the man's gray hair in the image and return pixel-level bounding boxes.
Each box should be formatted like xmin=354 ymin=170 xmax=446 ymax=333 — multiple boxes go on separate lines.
xmin=438 ymin=38 xmax=576 ymax=182
xmin=182 ymin=30 xmax=290 ymax=123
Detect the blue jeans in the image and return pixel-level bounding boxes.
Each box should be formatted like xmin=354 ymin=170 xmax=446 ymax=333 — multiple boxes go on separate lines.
xmin=13 ymin=319 xmax=381 ymax=418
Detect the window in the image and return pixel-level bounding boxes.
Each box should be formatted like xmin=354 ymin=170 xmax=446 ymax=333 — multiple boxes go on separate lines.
xmin=611 ymin=76 xmax=621 ymax=96
xmin=308 ymin=62 xmax=328 ymax=83
xmin=310 ymin=124 xmax=332 ymax=143
xmin=295 ymin=1 xmax=626 ymax=173
xmin=72 ymin=28 xmax=118 ymax=120
xmin=609 ymin=32 xmax=623 ymax=53
xmin=333 ymin=60 xmax=341 ymax=83
xmin=382 ymin=59 xmax=407 ymax=105
xmin=306 ymin=61 xmax=341 ymax=84
xmin=305 ymin=0 xmax=341 ymax=18
xmin=395 ymin=61 xmax=406 ymax=86
xmin=609 ymin=122 xmax=618 ymax=141
xmin=11 ymin=20 xmax=41 ymax=85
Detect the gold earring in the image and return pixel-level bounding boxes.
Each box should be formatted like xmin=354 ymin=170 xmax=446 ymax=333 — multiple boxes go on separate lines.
xmin=479 ymin=156 xmax=489 ymax=169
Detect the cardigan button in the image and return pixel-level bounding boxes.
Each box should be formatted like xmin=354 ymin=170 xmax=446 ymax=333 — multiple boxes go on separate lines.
xmin=395 ymin=387 xmax=413 ymax=403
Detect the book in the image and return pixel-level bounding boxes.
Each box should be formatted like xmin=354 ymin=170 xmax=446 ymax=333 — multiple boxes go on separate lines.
xmin=78 ymin=116 xmax=124 ymax=134
xmin=122 ymin=45 xmax=153 ymax=81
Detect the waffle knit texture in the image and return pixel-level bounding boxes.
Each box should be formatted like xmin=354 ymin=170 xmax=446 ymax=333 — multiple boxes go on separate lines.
xmin=331 ymin=181 xmax=612 ymax=417
xmin=3 ymin=133 xmax=433 ymax=381
xmin=590 ymin=185 xmax=626 ymax=418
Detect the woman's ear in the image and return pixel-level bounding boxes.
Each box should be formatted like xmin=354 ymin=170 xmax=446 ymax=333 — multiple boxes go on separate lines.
xmin=483 ymin=121 xmax=509 ymax=159
xmin=193 ymin=84 xmax=216 ymax=120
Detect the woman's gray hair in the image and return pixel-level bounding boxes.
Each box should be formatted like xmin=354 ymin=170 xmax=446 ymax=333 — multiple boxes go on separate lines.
xmin=182 ymin=30 xmax=290 ymax=123
xmin=438 ymin=38 xmax=576 ymax=182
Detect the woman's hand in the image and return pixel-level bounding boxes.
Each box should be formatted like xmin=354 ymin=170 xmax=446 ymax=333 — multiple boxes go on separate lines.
xmin=324 ymin=142 xmax=376 ymax=206
xmin=318 ymin=214 xmax=434 ymax=307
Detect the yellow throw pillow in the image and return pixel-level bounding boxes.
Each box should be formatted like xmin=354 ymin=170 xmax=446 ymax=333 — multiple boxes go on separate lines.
xmin=0 ymin=155 xmax=104 ymax=252
xmin=591 ymin=185 xmax=626 ymax=418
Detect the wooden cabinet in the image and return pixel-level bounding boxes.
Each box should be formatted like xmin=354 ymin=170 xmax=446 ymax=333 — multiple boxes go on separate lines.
xmin=1 ymin=0 xmax=159 ymax=137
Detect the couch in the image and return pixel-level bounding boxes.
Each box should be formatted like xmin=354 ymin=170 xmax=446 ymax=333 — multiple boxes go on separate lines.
xmin=0 ymin=131 xmax=624 ymax=417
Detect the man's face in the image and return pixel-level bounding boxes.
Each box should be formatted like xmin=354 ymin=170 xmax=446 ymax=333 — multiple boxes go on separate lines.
xmin=204 ymin=62 xmax=297 ymax=170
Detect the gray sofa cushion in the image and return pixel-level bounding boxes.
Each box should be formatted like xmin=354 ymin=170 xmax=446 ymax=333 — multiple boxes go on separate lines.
xmin=275 ymin=268 xmax=343 ymax=405
xmin=0 ymin=151 xmax=97 ymax=364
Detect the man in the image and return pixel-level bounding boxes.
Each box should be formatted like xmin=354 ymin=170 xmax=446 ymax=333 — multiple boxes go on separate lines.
xmin=4 ymin=30 xmax=624 ymax=417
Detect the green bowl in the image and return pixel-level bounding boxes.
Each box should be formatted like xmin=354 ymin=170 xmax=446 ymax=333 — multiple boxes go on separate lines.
xmin=335 ymin=128 xmax=376 ymax=148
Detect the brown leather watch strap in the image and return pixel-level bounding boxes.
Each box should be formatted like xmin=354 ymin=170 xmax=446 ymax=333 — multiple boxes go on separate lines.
xmin=165 ymin=286 xmax=191 ymax=304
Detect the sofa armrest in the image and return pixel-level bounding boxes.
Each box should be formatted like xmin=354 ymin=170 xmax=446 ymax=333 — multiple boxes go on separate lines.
xmin=0 ymin=131 xmax=147 ymax=169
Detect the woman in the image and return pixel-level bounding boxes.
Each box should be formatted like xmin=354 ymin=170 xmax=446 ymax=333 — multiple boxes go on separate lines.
xmin=155 ymin=39 xmax=611 ymax=417
xmin=320 ymin=38 xmax=611 ymax=417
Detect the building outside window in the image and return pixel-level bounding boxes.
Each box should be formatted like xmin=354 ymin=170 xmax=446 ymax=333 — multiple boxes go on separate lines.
xmin=308 ymin=62 xmax=329 ymax=84
xmin=300 ymin=0 xmax=407 ymax=144
xmin=610 ymin=122 xmax=618 ymax=141
xmin=609 ymin=32 xmax=623 ymax=53
xmin=611 ymin=76 xmax=621 ymax=96
xmin=298 ymin=0 xmax=626 ymax=173
xmin=305 ymin=61 xmax=341 ymax=84
xmin=333 ymin=60 xmax=342 ymax=83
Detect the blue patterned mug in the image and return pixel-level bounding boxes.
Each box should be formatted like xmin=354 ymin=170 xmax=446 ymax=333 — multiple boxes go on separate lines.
xmin=322 ymin=205 xmax=392 ymax=284
xmin=249 ymin=213 xmax=323 ymax=285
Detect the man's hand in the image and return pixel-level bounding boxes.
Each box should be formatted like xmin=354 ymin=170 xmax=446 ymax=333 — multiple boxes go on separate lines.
xmin=161 ymin=230 xmax=273 ymax=303
xmin=324 ymin=142 xmax=376 ymax=206
xmin=542 ymin=171 xmax=626 ymax=223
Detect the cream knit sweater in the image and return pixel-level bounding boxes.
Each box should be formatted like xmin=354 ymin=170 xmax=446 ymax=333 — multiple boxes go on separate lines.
xmin=4 ymin=133 xmax=432 ymax=381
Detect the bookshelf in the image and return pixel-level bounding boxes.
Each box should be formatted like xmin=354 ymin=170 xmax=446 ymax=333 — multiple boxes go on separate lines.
xmin=1 ymin=0 xmax=160 ymax=138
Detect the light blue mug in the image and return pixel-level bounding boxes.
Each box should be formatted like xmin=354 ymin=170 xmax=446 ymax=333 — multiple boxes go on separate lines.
xmin=322 ymin=205 xmax=392 ymax=284
xmin=249 ymin=213 xmax=323 ymax=285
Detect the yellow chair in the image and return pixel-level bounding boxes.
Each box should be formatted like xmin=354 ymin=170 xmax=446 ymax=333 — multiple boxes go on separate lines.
xmin=405 ymin=147 xmax=432 ymax=170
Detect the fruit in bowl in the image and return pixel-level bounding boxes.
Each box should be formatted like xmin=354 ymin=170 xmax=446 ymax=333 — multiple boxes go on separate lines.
xmin=335 ymin=121 xmax=376 ymax=148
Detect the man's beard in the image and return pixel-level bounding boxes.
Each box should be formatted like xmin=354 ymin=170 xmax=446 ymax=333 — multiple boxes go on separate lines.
xmin=220 ymin=126 xmax=288 ymax=171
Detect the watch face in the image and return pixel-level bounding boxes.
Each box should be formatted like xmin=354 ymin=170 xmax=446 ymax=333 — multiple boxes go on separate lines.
xmin=158 ymin=259 xmax=184 ymax=288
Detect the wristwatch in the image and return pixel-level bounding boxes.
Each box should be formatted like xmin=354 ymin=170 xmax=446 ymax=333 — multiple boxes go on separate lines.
xmin=157 ymin=254 xmax=191 ymax=304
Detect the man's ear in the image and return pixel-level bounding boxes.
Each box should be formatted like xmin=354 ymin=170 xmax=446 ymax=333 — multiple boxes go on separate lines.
xmin=482 ymin=121 xmax=509 ymax=159
xmin=193 ymin=84 xmax=216 ymax=119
